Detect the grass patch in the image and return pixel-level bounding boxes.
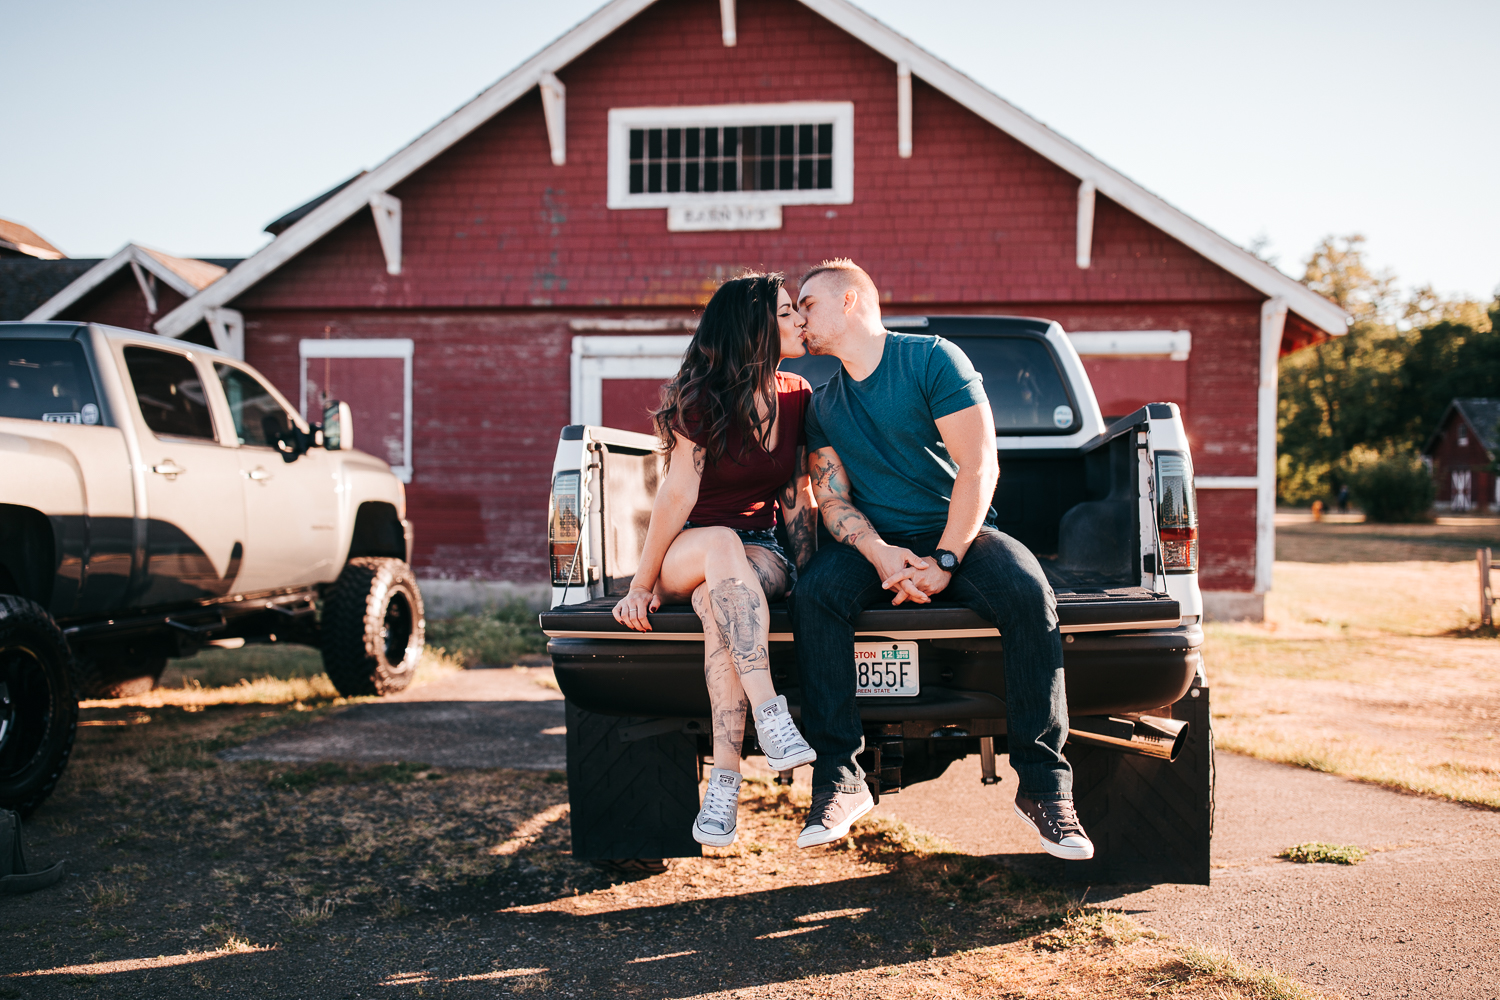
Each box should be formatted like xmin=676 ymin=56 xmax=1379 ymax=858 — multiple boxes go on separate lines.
xmin=1175 ymin=944 xmax=1325 ymax=999
xmin=849 ymin=815 xmax=954 ymax=857
xmin=1030 ymin=908 xmax=1158 ymax=951
xmin=85 ymin=881 xmax=131 ymax=911
xmin=266 ymin=761 xmax=438 ymax=791
xmin=425 ymin=601 xmax=548 ymax=667
xmin=1279 ymin=842 xmax=1367 ymax=865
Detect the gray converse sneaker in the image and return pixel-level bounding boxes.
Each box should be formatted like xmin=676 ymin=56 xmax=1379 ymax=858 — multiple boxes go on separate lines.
xmin=692 ymin=768 xmax=743 ymax=847
xmin=753 ymin=695 xmax=817 ymax=771
xmin=797 ymin=784 xmax=873 ymax=848
xmin=1013 ymin=794 xmax=1095 ymax=860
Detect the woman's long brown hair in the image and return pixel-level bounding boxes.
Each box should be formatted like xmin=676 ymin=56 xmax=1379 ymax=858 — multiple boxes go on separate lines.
xmin=653 ymin=272 xmax=784 ymax=467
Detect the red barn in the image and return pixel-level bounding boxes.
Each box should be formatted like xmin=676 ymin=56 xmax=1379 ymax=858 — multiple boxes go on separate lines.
xmin=104 ymin=0 xmax=1343 ymax=619
xmin=1424 ymin=399 xmax=1500 ymax=513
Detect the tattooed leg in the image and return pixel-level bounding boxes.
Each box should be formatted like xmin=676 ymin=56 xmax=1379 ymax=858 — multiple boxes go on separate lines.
xmin=694 ymin=583 xmax=747 ymax=771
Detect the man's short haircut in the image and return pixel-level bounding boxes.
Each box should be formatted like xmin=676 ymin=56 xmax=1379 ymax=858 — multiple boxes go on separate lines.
xmin=799 ymin=257 xmax=879 ymax=302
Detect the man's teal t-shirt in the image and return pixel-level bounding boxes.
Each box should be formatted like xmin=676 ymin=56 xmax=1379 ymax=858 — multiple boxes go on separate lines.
xmin=804 ymin=332 xmax=989 ymax=537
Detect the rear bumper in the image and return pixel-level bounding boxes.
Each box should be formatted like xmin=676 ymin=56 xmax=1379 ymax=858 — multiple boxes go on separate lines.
xmin=548 ymin=624 xmax=1202 ymax=721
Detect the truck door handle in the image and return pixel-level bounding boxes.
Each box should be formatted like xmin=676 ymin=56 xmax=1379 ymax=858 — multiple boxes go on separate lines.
xmin=245 ymin=467 xmax=272 ymax=482
xmin=151 ymin=460 xmax=185 ymax=480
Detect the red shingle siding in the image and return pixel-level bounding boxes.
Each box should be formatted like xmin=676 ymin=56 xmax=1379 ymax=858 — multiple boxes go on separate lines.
xmin=232 ymin=0 xmax=1268 ymax=589
xmin=234 ymin=0 xmax=1258 ymax=312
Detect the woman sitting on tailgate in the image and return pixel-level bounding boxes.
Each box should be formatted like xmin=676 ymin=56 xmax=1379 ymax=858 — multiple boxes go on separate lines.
xmin=611 ymin=272 xmax=818 ymax=847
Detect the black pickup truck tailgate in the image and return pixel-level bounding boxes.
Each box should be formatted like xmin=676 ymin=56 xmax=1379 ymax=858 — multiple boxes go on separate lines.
xmin=541 ymin=588 xmax=1197 ymax=720
xmin=540 ymin=587 xmax=1179 ymax=639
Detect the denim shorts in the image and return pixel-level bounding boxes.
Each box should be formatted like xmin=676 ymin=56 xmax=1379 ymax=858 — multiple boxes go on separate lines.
xmin=683 ymin=522 xmax=797 ymax=590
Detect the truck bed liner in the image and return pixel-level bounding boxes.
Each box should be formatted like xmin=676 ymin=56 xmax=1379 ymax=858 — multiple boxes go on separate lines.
xmin=540 ymin=586 xmax=1180 ymax=639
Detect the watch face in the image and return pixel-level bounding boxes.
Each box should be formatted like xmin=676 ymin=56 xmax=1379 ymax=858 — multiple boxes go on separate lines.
xmin=937 ymin=551 xmax=957 ymax=570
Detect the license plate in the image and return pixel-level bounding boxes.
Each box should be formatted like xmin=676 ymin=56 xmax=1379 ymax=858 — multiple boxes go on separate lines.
xmin=854 ymin=641 xmax=920 ymax=697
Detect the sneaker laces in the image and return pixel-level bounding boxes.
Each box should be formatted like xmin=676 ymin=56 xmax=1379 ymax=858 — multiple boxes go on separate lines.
xmin=805 ymin=786 xmax=839 ymax=828
xmin=1039 ymin=800 xmax=1086 ymax=839
xmin=759 ymin=710 xmax=808 ymax=756
xmin=699 ymin=779 xmax=740 ymax=833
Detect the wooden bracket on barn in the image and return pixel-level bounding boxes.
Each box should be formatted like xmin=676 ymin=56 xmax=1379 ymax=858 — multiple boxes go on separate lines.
xmin=720 ymin=0 xmax=737 ymax=46
xmin=368 ymin=192 xmax=402 ymax=276
xmin=129 ymin=260 xmax=158 ymax=315
xmin=1076 ymin=179 xmax=1096 ymax=269
xmin=540 ymin=72 xmax=567 ymax=166
xmin=897 ymin=62 xmax=912 ymax=158
xmin=204 ymin=307 xmax=244 ymax=360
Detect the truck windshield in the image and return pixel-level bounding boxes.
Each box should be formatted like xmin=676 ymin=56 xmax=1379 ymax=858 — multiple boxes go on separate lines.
xmin=0 ymin=339 xmax=101 ymax=425
xmin=946 ymin=335 xmax=1078 ymax=434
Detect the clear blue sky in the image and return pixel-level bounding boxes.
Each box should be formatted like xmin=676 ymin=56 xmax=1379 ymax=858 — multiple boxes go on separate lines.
xmin=3 ymin=0 xmax=1496 ymax=300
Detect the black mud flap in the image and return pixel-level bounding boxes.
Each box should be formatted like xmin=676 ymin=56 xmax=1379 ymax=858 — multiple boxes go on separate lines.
xmin=1063 ymin=681 xmax=1214 ymax=885
xmin=565 ymin=702 xmax=703 ymax=861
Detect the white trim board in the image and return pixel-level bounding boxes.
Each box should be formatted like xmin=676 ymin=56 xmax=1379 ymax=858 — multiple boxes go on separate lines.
xmin=298 ymin=337 xmax=414 ymax=483
xmin=1069 ymin=330 xmax=1190 ymax=360
xmin=154 ymin=0 xmax=1349 ymax=340
xmin=571 ymin=334 xmax=689 ymax=426
xmin=606 ymin=102 xmax=854 ymax=210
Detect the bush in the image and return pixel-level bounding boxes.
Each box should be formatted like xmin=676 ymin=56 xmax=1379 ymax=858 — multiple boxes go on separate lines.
xmin=424 ymin=601 xmax=548 ymax=667
xmin=1343 ymin=449 xmax=1434 ymax=522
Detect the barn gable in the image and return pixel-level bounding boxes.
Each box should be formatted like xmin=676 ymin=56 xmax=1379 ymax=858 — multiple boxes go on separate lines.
xmin=157 ymin=0 xmax=1345 ymax=338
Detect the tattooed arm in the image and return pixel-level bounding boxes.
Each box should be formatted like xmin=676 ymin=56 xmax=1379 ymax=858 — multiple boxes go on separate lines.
xmin=779 ymin=445 xmax=818 ymax=571
xmin=613 ymin=432 xmax=703 ymax=631
xmin=808 ymin=445 xmax=931 ymax=604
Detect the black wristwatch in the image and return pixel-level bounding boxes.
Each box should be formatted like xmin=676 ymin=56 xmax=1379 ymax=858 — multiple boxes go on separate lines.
xmin=932 ymin=549 xmax=960 ymax=572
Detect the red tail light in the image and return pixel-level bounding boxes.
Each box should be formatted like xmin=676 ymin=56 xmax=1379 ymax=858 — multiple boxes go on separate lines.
xmin=549 ymin=471 xmax=584 ymax=585
xmin=1155 ymin=452 xmax=1198 ymax=573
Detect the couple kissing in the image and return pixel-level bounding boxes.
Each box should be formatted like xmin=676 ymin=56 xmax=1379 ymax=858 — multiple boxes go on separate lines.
xmin=610 ymin=258 xmax=1093 ymax=861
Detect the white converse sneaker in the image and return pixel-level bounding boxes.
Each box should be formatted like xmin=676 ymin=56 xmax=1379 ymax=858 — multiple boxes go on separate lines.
xmin=692 ymin=768 xmax=743 ymax=847
xmin=753 ymin=695 xmax=817 ymax=771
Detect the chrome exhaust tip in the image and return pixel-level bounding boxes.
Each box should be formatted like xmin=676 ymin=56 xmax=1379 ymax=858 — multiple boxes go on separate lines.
xmin=1067 ymin=714 xmax=1190 ymax=762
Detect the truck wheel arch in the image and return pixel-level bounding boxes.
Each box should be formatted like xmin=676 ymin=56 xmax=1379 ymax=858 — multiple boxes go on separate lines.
xmin=0 ymin=505 xmax=56 ymax=608
xmin=347 ymin=502 xmax=406 ymax=562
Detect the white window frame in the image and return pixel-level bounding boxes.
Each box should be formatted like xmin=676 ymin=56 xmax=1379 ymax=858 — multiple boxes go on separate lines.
xmin=571 ymin=334 xmax=691 ymax=427
xmin=606 ymin=102 xmax=855 ymax=210
xmin=298 ymin=338 xmax=414 ymax=483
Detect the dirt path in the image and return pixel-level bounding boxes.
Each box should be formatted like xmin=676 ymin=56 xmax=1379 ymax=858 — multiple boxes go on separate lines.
xmin=169 ymin=666 xmax=1500 ymax=997
xmin=878 ymin=751 xmax=1500 ymax=999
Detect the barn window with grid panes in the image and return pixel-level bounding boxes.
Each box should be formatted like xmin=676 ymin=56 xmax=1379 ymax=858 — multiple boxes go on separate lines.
xmin=607 ymin=102 xmax=854 ymax=210
xmin=629 ymin=124 xmax=833 ymax=195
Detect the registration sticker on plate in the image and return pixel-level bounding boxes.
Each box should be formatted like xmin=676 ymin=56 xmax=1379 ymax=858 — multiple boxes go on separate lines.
xmin=854 ymin=641 xmax=920 ymax=697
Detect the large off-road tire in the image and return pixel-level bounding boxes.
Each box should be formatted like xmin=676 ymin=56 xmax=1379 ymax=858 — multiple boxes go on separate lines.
xmin=321 ymin=557 xmax=425 ymax=698
xmin=1064 ymin=680 xmax=1215 ymax=886
xmin=70 ymin=654 xmax=167 ymax=701
xmin=0 ymin=596 xmax=79 ymax=816
xmin=565 ymin=702 xmax=701 ymax=863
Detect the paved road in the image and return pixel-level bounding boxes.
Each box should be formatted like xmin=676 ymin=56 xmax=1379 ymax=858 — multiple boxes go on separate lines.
xmin=223 ymin=668 xmax=1500 ymax=999
xmin=878 ymin=751 xmax=1500 ymax=1000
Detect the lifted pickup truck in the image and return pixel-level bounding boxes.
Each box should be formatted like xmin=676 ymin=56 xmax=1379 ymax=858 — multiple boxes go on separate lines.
xmin=540 ymin=316 xmax=1213 ymax=885
xmin=0 ymin=321 xmax=426 ymax=814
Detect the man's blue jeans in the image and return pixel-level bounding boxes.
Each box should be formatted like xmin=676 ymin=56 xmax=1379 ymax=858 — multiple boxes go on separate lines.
xmin=789 ymin=527 xmax=1072 ymax=801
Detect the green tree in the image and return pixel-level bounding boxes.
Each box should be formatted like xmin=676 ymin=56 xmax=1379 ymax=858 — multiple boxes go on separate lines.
xmin=1276 ymin=235 xmax=1500 ymax=504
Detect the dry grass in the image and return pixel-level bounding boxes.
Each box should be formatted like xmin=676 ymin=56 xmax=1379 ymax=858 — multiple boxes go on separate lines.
xmin=81 ymin=644 xmax=462 ymax=711
xmin=1209 ymin=517 xmax=1500 ymax=809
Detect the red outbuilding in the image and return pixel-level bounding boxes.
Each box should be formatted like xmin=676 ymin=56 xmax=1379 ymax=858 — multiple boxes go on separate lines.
xmin=60 ymin=0 xmax=1349 ymax=618
xmin=1424 ymin=398 xmax=1500 ymax=513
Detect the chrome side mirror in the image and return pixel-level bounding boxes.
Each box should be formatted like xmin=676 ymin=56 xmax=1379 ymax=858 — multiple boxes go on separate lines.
xmin=322 ymin=400 xmax=353 ymax=451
